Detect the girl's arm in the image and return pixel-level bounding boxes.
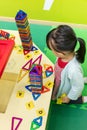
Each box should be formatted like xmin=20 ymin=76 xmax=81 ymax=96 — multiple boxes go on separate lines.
xmin=67 ymin=69 xmax=84 ymax=100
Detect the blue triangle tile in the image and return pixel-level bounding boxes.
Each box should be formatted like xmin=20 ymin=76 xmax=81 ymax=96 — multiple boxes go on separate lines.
xmin=32 ymin=92 xmax=41 ymax=100
xmin=25 ymin=85 xmax=32 ymax=92
xmin=45 ymin=71 xmax=53 ymax=77
xmin=33 ymin=116 xmax=43 ymax=126
xmin=31 ymin=46 xmax=38 ymax=51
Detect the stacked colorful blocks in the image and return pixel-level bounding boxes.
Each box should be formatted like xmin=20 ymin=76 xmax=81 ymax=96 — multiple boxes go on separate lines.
xmin=15 ymin=10 xmax=33 ymax=51
xmin=29 ymin=64 xmax=43 ymax=93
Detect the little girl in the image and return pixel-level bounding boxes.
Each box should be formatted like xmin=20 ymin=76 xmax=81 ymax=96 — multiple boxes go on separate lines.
xmin=46 ymin=25 xmax=86 ymax=104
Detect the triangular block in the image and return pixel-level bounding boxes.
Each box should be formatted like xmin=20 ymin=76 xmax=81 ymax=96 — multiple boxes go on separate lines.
xmin=25 ymin=85 xmax=32 ymax=92
xmin=46 ymin=66 xmax=53 ymax=72
xmin=31 ymin=46 xmax=38 ymax=51
xmin=23 ymin=49 xmax=30 ymax=55
xmin=22 ymin=58 xmax=32 ymax=71
xmin=32 ymin=54 xmax=42 ymax=65
xmin=11 ymin=117 xmax=23 ymax=130
xmin=43 ymin=64 xmax=50 ymax=70
xmin=17 ymin=69 xmax=28 ymax=82
xmin=45 ymin=70 xmax=53 ymax=77
xmin=32 ymin=92 xmax=41 ymax=100
xmin=30 ymin=66 xmax=39 ymax=75
xmin=33 ymin=116 xmax=43 ymax=126
xmin=36 ymin=65 xmax=42 ymax=75
xmin=41 ymin=86 xmax=50 ymax=93
xmin=30 ymin=121 xmax=40 ymax=130
xmin=30 ymin=64 xmax=42 ymax=75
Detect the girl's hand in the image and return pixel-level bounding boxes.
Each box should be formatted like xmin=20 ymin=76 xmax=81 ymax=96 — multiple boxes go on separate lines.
xmin=62 ymin=96 xmax=70 ymax=103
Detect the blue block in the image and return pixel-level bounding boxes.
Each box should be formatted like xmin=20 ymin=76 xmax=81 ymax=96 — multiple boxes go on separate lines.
xmin=15 ymin=10 xmax=27 ymax=21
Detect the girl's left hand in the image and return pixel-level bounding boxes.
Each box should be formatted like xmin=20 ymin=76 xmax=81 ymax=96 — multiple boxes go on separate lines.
xmin=62 ymin=96 xmax=70 ymax=103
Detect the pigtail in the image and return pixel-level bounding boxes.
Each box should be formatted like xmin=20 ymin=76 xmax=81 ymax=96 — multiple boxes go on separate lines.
xmin=76 ymin=38 xmax=86 ymax=63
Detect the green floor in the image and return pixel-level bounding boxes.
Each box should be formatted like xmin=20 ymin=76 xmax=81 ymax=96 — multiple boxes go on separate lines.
xmin=46 ymin=103 xmax=87 ymax=130
xmin=0 ymin=21 xmax=87 ymax=130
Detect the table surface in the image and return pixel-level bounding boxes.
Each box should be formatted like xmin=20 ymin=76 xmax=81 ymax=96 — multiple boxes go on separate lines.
xmin=0 ymin=29 xmax=54 ymax=130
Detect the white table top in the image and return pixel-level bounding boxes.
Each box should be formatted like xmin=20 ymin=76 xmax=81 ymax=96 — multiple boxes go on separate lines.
xmin=0 ymin=30 xmax=54 ymax=130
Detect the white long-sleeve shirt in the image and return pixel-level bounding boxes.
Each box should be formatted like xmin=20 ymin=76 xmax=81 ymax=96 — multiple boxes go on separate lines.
xmin=57 ymin=56 xmax=84 ymax=100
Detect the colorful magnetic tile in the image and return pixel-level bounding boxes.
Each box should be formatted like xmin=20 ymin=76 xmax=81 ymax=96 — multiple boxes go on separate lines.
xmin=32 ymin=89 xmax=42 ymax=94
xmin=33 ymin=50 xmax=41 ymax=55
xmin=33 ymin=116 xmax=43 ymax=127
xmin=29 ymin=74 xmax=42 ymax=79
xmin=16 ymin=91 xmax=25 ymax=98
xmin=36 ymin=108 xmax=46 ymax=117
xmin=45 ymin=70 xmax=53 ymax=77
xmin=30 ymin=76 xmax=41 ymax=81
xmin=17 ymin=48 xmax=23 ymax=54
xmin=43 ymin=64 xmax=51 ymax=70
xmin=23 ymin=49 xmax=30 ymax=55
xmin=30 ymin=81 xmax=42 ymax=85
xmin=31 ymin=46 xmax=38 ymax=51
xmin=56 ymin=98 xmax=63 ymax=104
xmin=43 ymin=71 xmax=46 ymax=78
xmin=18 ymin=26 xmax=29 ymax=33
xmin=30 ymin=66 xmax=39 ymax=75
xmin=15 ymin=10 xmax=27 ymax=21
xmin=29 ymin=64 xmax=42 ymax=75
xmin=32 ymin=54 xmax=42 ymax=65
xmin=11 ymin=117 xmax=23 ymax=130
xmin=46 ymin=66 xmax=53 ymax=72
xmin=19 ymin=31 xmax=30 ymax=38
xmin=32 ymin=92 xmax=41 ymax=100
xmin=14 ymin=45 xmax=20 ymax=50
xmin=26 ymin=101 xmax=35 ymax=110
xmin=16 ymin=20 xmax=29 ymax=28
xmin=0 ymin=30 xmax=10 ymax=39
xmin=56 ymin=93 xmax=66 ymax=104
xmin=22 ymin=58 xmax=32 ymax=71
xmin=9 ymin=34 xmax=15 ymax=40
xmin=25 ymin=53 xmax=32 ymax=60
xmin=21 ymin=38 xmax=32 ymax=43
xmin=25 ymin=85 xmax=32 ymax=92
xmin=35 ymin=65 xmax=42 ymax=75
xmin=17 ymin=69 xmax=28 ymax=82
xmin=41 ymin=86 xmax=50 ymax=94
xmin=16 ymin=17 xmax=28 ymax=25
xmin=45 ymin=80 xmax=54 ymax=88
xmin=32 ymin=87 xmax=41 ymax=91
xmin=30 ymin=121 xmax=40 ymax=130
xmin=26 ymin=77 xmax=30 ymax=84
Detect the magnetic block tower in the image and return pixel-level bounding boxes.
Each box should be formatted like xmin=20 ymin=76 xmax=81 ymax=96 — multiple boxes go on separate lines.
xmin=15 ymin=10 xmax=33 ymax=51
xmin=29 ymin=64 xmax=43 ymax=93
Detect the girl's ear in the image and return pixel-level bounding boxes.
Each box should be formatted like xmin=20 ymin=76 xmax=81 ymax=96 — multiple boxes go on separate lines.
xmin=53 ymin=51 xmax=65 ymax=57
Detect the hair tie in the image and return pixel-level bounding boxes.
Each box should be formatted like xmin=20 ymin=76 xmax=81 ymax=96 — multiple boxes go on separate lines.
xmin=77 ymin=37 xmax=80 ymax=42
xmin=75 ymin=38 xmax=80 ymax=51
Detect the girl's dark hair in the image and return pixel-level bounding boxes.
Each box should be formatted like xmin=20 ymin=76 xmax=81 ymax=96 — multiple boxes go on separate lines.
xmin=46 ymin=25 xmax=86 ymax=63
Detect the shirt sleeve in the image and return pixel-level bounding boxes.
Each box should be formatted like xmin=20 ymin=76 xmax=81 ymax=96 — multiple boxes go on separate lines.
xmin=67 ymin=68 xmax=84 ymax=100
